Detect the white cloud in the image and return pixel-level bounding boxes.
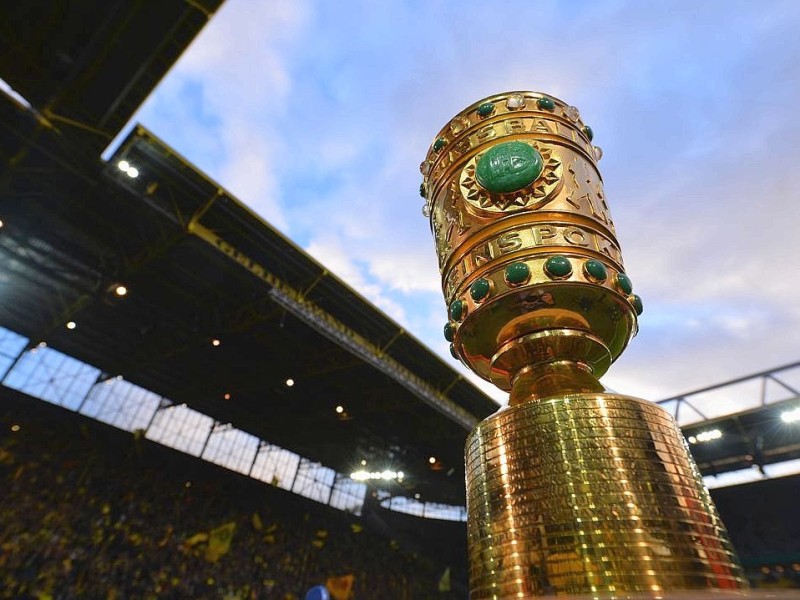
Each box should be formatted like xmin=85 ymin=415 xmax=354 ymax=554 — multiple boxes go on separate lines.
xmin=134 ymin=0 xmax=800 ymax=405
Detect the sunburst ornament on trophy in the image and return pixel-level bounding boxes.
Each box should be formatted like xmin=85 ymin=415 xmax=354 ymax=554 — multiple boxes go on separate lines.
xmin=459 ymin=140 xmax=562 ymax=213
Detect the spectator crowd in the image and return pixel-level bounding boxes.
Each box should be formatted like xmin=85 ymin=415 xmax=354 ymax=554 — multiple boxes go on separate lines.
xmin=0 ymin=403 xmax=454 ymax=599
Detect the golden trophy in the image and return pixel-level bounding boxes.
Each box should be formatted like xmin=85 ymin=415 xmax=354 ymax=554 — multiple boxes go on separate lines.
xmin=421 ymin=92 xmax=747 ymax=597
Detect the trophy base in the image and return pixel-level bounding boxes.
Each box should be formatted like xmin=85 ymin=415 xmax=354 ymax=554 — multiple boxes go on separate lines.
xmin=465 ymin=393 xmax=748 ymax=598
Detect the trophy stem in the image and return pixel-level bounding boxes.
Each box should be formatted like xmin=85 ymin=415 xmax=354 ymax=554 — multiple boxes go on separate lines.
xmin=509 ymin=360 xmax=604 ymax=407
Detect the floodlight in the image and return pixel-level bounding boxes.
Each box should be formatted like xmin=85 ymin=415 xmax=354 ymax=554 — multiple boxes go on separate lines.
xmin=781 ymin=407 xmax=800 ymax=424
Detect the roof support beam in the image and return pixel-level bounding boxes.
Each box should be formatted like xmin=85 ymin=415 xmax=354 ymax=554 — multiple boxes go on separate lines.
xmin=186 ymin=219 xmax=479 ymax=431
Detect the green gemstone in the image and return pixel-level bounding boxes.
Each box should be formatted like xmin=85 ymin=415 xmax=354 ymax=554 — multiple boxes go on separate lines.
xmin=583 ymin=259 xmax=607 ymax=282
xmin=544 ymin=255 xmax=572 ymax=279
xmin=419 ymin=182 xmax=426 ymax=198
xmin=616 ymin=273 xmax=633 ymax=295
xmin=537 ymin=97 xmax=555 ymax=111
xmin=476 ymin=141 xmax=543 ymax=194
xmin=443 ymin=322 xmax=455 ymax=342
xmin=470 ymin=278 xmax=491 ymax=302
xmin=504 ymin=262 xmax=530 ymax=285
xmin=582 ymin=125 xmax=594 ymax=141
xmin=449 ymin=299 xmax=464 ymax=321
xmin=449 ymin=344 xmax=459 ymax=360
xmin=477 ymin=102 xmax=495 ymax=117
xmin=433 ymin=137 xmax=446 ymax=152
xmin=631 ymin=294 xmax=643 ymax=315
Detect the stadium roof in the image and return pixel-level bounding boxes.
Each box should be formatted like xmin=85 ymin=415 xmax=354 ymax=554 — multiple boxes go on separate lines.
xmin=0 ymin=0 xmax=497 ymax=506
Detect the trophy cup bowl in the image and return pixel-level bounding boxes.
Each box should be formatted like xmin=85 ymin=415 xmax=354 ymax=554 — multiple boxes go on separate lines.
xmin=421 ymin=92 xmax=748 ymax=598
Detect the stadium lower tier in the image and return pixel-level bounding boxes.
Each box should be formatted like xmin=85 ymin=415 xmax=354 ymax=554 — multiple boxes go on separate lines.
xmin=2 ymin=387 xmax=800 ymax=598
xmin=0 ymin=388 xmax=465 ymax=599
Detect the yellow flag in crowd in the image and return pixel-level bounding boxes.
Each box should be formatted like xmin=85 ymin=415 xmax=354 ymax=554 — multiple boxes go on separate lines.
xmin=438 ymin=567 xmax=451 ymax=592
xmin=326 ymin=574 xmax=355 ymax=600
xmin=252 ymin=512 xmax=264 ymax=531
xmin=206 ymin=522 xmax=236 ymax=562
xmin=185 ymin=532 xmax=209 ymax=547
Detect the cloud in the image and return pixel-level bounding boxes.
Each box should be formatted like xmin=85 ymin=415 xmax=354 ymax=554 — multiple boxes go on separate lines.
xmin=133 ymin=0 xmax=800 ymax=404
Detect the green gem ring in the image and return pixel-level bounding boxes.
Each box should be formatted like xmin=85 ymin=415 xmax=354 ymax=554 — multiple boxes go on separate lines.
xmin=469 ymin=278 xmax=492 ymax=302
xmin=616 ymin=273 xmax=633 ymax=295
xmin=449 ymin=299 xmax=465 ymax=322
xmin=476 ymin=102 xmax=495 ymax=118
xmin=544 ymin=255 xmax=572 ymax=279
xmin=629 ymin=294 xmax=643 ymax=316
xmin=583 ymin=259 xmax=608 ymax=282
xmin=504 ymin=262 xmax=530 ymax=286
xmin=443 ymin=322 xmax=455 ymax=342
xmin=537 ymin=97 xmax=556 ymax=111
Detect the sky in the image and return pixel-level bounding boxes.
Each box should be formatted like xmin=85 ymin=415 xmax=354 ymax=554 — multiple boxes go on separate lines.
xmin=124 ymin=0 xmax=800 ymax=404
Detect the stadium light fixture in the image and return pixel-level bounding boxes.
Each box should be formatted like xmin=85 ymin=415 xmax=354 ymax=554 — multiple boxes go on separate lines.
xmin=0 ymin=218 xmax=4 ymax=228
xmin=360 ymin=459 xmax=367 ymax=466
xmin=285 ymin=378 xmax=295 ymax=387
xmin=350 ymin=470 xmax=404 ymax=482
xmin=781 ymin=407 xmax=800 ymax=424
xmin=335 ymin=405 xmax=344 ymax=414
xmin=414 ymin=493 xmax=421 ymax=499
xmin=211 ymin=338 xmax=221 ymax=347
xmin=690 ymin=429 xmax=722 ymax=444
xmin=429 ymin=456 xmax=437 ymax=464
xmin=114 ymin=285 xmax=128 ymax=297
xmin=223 ymin=393 xmax=231 ymax=400
xmin=66 ymin=321 xmax=76 ymax=330
xmin=117 ymin=160 xmax=139 ymax=179
xmin=10 ymin=424 xmax=20 ymax=432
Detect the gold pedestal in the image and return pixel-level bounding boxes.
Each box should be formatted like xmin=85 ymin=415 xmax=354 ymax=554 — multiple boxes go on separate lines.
xmin=467 ymin=394 xmax=746 ymax=597
xmin=419 ymin=91 xmax=747 ymax=597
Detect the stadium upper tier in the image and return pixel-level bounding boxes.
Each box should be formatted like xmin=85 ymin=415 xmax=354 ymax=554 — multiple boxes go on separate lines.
xmin=0 ymin=0 xmax=497 ymax=506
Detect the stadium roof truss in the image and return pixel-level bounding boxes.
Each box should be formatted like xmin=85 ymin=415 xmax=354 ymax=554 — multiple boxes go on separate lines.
xmin=0 ymin=0 xmax=497 ymax=506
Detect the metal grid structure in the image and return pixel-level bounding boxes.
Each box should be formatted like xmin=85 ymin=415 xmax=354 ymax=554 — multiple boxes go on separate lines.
xmin=657 ymin=362 xmax=800 ymax=486
xmin=0 ymin=323 xmax=472 ymax=519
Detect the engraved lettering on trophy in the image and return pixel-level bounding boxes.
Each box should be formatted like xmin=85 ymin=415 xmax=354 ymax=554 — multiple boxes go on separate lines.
xmin=471 ymin=243 xmax=492 ymax=268
xmin=504 ymin=119 xmax=526 ymax=134
xmin=454 ymin=138 xmax=472 ymax=155
xmin=564 ymin=227 xmax=589 ymax=247
xmin=475 ymin=124 xmax=496 ymax=141
xmin=532 ymin=119 xmax=554 ymax=134
xmin=532 ymin=225 xmax=557 ymax=245
xmin=496 ymin=232 xmax=523 ymax=254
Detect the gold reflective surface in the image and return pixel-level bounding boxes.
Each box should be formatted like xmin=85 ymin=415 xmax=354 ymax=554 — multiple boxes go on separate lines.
xmin=423 ymin=92 xmax=747 ymax=598
xmin=466 ymin=395 xmax=746 ymax=598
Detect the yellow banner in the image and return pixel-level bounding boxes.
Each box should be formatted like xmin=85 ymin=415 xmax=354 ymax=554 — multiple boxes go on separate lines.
xmin=206 ymin=522 xmax=236 ymax=562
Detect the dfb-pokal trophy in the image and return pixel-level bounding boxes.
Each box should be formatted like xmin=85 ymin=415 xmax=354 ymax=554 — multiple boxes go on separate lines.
xmin=420 ymin=92 xmax=747 ymax=598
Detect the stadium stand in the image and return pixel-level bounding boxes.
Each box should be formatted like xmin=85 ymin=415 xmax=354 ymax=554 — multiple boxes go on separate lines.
xmin=0 ymin=387 xmax=465 ymax=599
